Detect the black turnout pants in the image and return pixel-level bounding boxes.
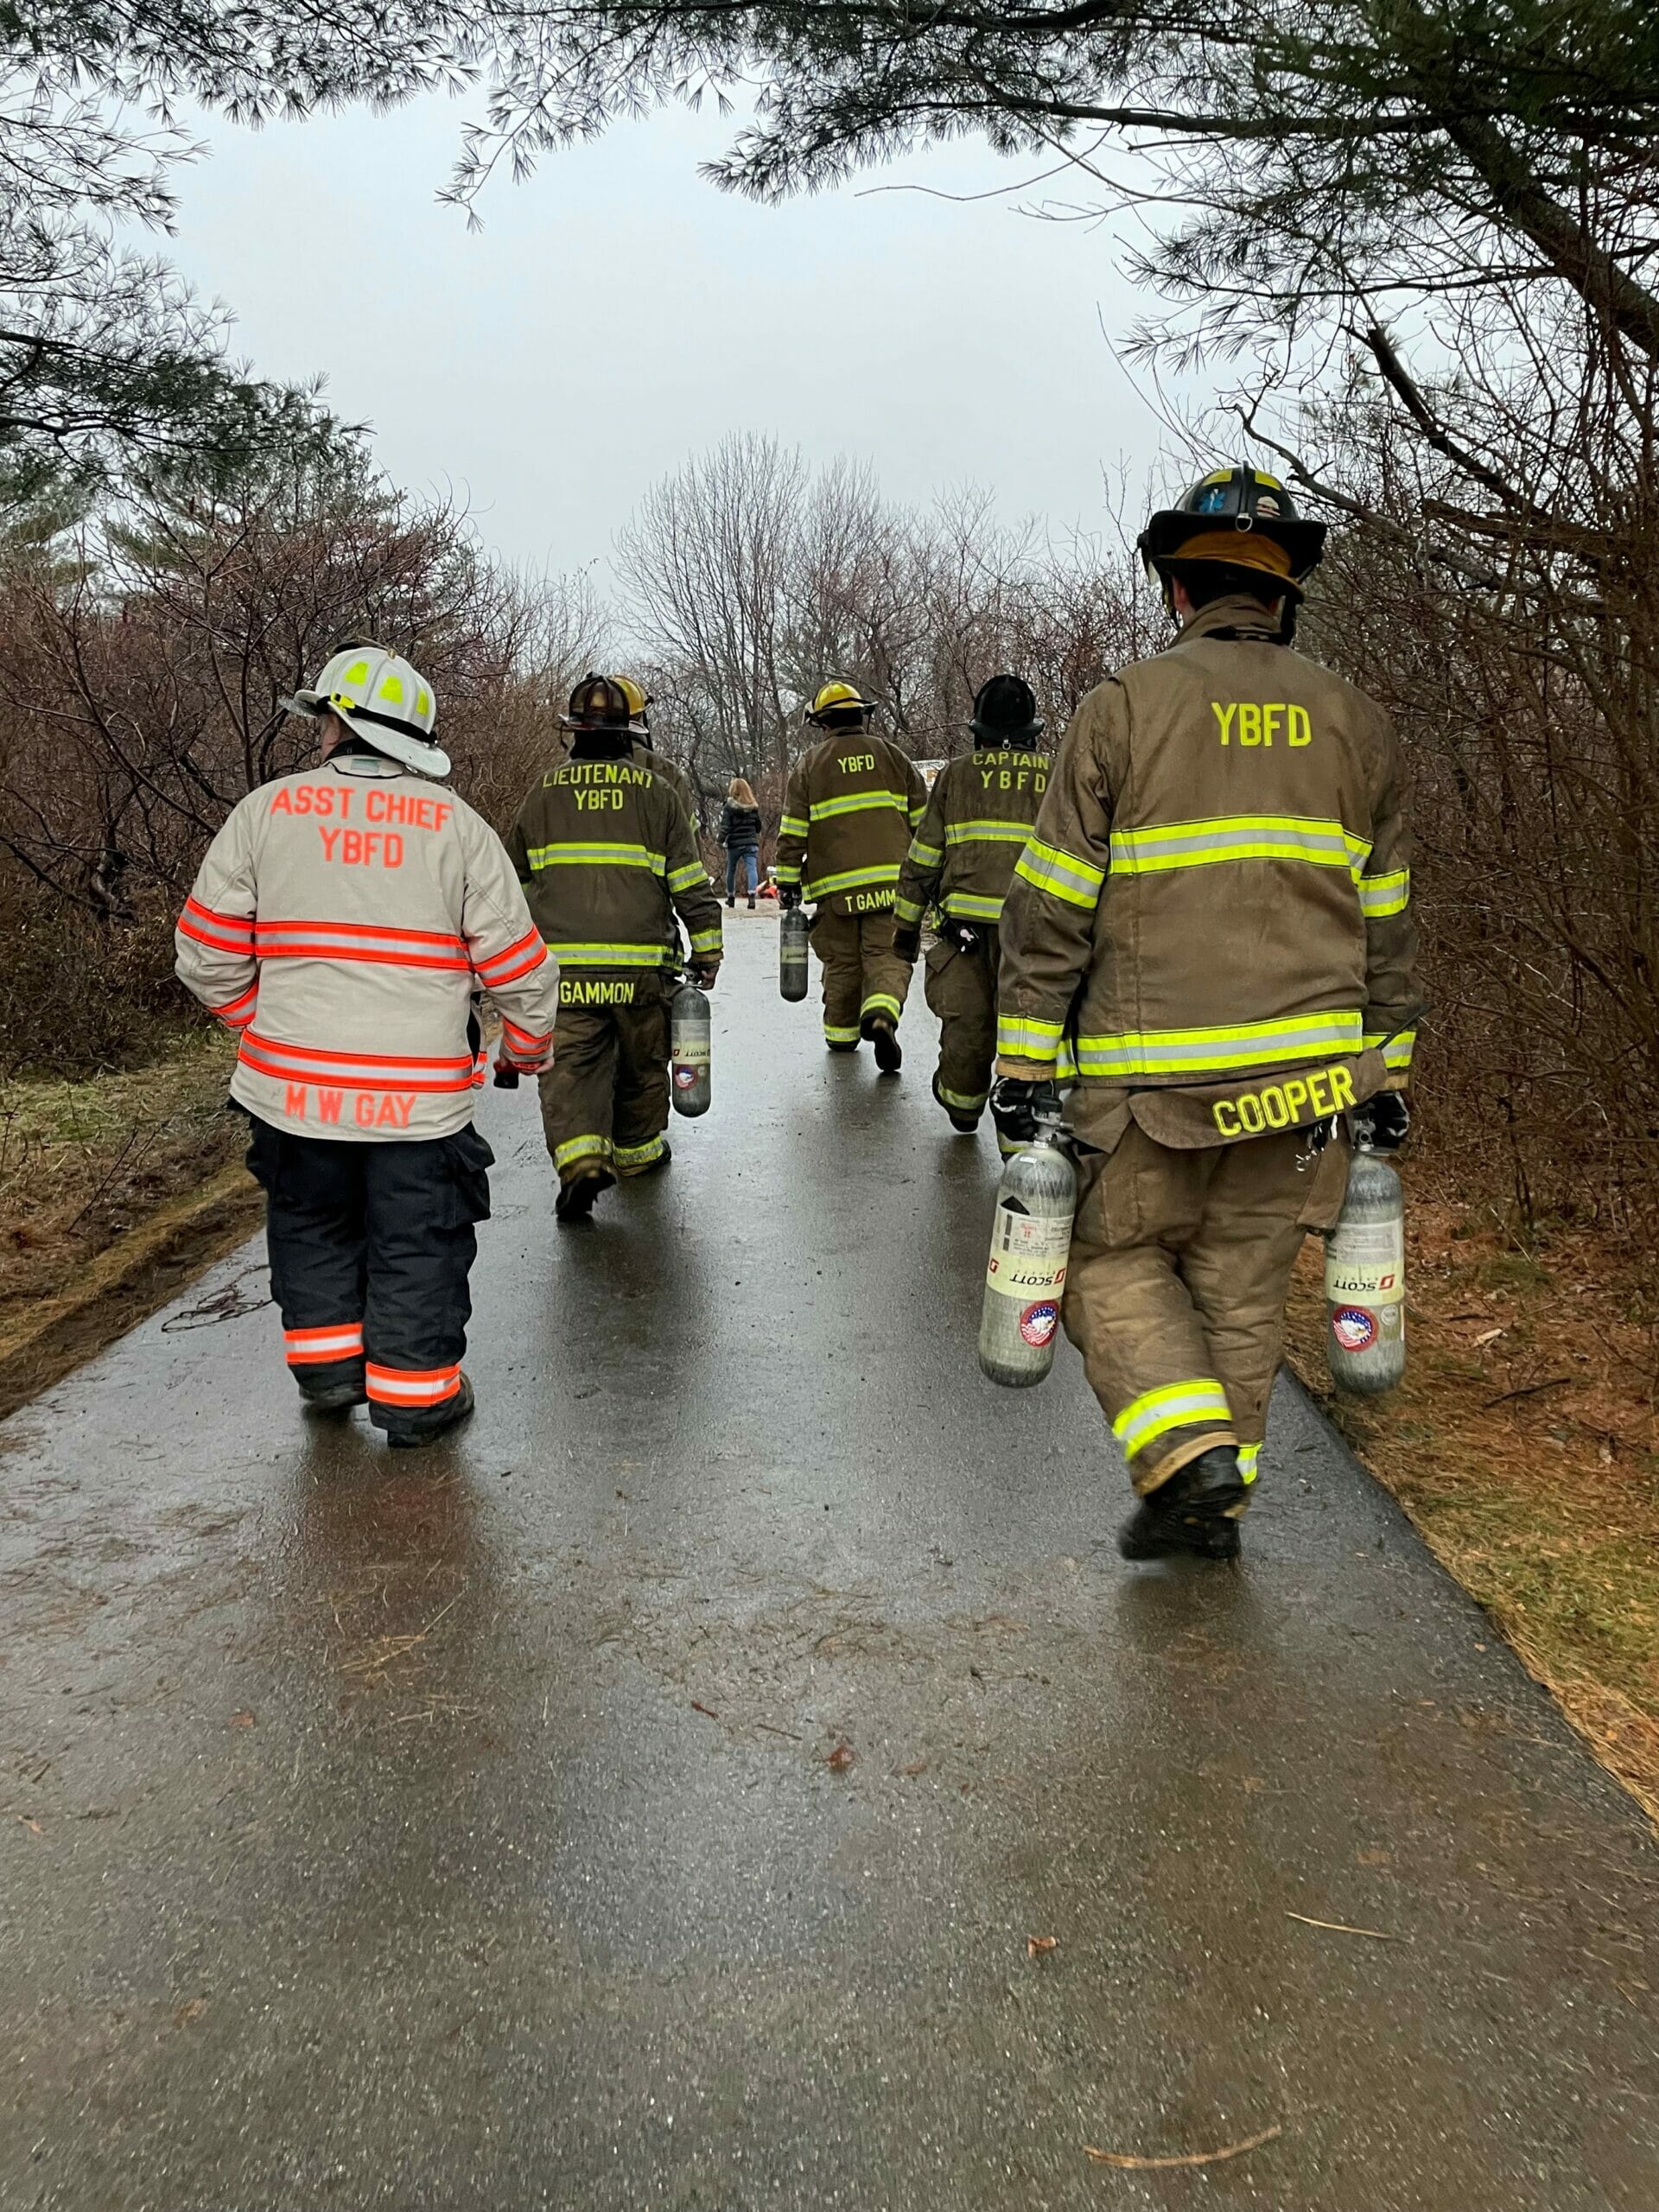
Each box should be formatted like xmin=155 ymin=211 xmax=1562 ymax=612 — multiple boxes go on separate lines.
xmin=245 ymin=1116 xmax=493 ymax=1439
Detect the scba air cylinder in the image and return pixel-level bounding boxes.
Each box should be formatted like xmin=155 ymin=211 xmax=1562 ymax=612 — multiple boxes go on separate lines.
xmin=980 ymin=1134 xmax=1077 ymax=1388
xmin=1325 ymin=1148 xmax=1406 ymax=1394
xmin=669 ymin=978 xmax=712 ymax=1118
xmin=779 ymin=906 xmax=810 ymax=1002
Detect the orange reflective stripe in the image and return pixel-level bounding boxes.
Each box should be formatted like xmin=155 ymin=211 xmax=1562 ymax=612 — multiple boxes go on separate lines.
xmin=284 ymin=1323 xmax=364 ymax=1366
xmin=474 ymin=927 xmax=545 ymax=984
xmin=365 ymin=1363 xmax=461 ymax=1405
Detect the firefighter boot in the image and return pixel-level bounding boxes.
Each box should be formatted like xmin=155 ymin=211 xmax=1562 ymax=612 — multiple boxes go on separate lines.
xmin=865 ymin=1014 xmax=903 ymax=1074
xmin=931 ymin=1071 xmax=980 ymax=1135
xmin=387 ymin=1373 xmax=475 ymax=1451
xmin=556 ymin=1166 xmax=615 ymax=1224
xmin=301 ymin=1379 xmax=368 ymax=1416
xmin=1118 ymin=1447 xmax=1247 ymax=1562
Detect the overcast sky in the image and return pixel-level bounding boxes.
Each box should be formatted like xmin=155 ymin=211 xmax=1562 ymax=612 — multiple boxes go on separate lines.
xmin=163 ymin=97 xmax=1177 ymax=582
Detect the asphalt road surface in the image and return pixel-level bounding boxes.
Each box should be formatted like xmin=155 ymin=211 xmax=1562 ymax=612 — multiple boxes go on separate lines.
xmin=3 ymin=911 xmax=1656 ymax=2211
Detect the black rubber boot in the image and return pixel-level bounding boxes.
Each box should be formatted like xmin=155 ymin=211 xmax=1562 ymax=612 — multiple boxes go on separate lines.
xmin=747 ymin=895 xmax=756 ymax=910
xmin=931 ymin=1072 xmax=980 ymax=1135
xmin=300 ymin=1379 xmax=367 ymax=1416
xmin=827 ymin=1039 xmax=860 ymax=1055
xmin=555 ymin=1167 xmax=614 ymax=1224
xmin=726 ymin=897 xmax=735 ymax=909
xmin=387 ymin=1373 xmax=475 ymax=1451
xmin=1119 ymin=1446 xmax=1247 ymax=1561
xmin=866 ymin=1016 xmax=903 ymax=1074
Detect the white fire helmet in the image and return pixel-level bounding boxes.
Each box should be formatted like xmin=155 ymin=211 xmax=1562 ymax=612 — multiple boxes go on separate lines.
xmin=287 ymin=644 xmax=449 ymax=779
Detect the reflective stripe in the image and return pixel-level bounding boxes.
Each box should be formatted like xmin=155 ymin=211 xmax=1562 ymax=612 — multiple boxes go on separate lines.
xmin=667 ymin=861 xmax=708 ymax=893
xmin=499 ymin=1016 xmax=552 ymax=1066
xmin=804 ymin=863 xmax=900 ymax=900
xmin=937 ymin=1082 xmax=988 ymax=1112
xmin=474 ymin=928 xmax=546 ymax=987
xmin=773 ymin=865 xmax=803 ymax=885
xmin=179 ymin=897 xmax=254 ymax=954
xmin=1113 ymin=1377 xmax=1233 ymax=1459
xmin=809 ymin=791 xmax=908 ymax=822
xmin=995 ymin=1012 xmax=1066 ymax=1060
xmin=688 ymin=928 xmax=722 ymax=955
xmin=893 ymin=894 xmax=926 ymax=925
xmin=1109 ymin=815 xmax=1371 ymax=876
xmin=238 ymin=1031 xmax=481 ymax=1093
xmin=252 ymin=918 xmax=472 ymax=971
xmin=284 ymin=1322 xmax=364 ymax=1367
xmin=1075 ymin=1010 xmax=1363 ymax=1078
xmin=546 ymin=941 xmax=670 ymax=969
xmin=908 ymin=803 xmax=926 ymax=826
xmin=213 ymin=982 xmax=259 ymax=1031
xmin=524 ymin=841 xmax=664 ymax=874
xmin=365 ymin=1362 xmax=461 ymax=1407
xmin=555 ymin=1133 xmax=613 ymax=1171
xmin=945 ymin=820 xmax=1033 ymax=846
xmin=906 ymin=838 xmax=944 ymax=869
xmin=1014 ymin=839 xmax=1105 ymax=909
xmin=1238 ymin=1443 xmax=1261 ymax=1484
xmin=779 ymin=814 xmax=809 ymax=838
xmin=1364 ymin=1027 xmax=1417 ymax=1071
xmin=861 ymin=993 xmax=902 ymax=1023
xmin=823 ymin=1023 xmax=861 ymax=1044
xmin=614 ymin=1135 xmax=667 ymax=1170
xmin=1358 ymin=868 xmax=1410 ymax=918
xmin=943 ymin=891 xmax=1004 ymax=922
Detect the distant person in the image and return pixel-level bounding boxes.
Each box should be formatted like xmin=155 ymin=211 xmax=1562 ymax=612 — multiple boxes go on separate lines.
xmin=509 ymin=675 xmax=721 ymax=1223
xmin=175 ymin=644 xmax=557 ymax=1446
xmin=775 ymin=683 xmax=926 ymax=1072
xmin=995 ymin=468 xmax=1419 ymax=1561
xmin=893 ymin=675 xmax=1048 ymax=1147
xmin=719 ymin=778 xmax=763 ymax=908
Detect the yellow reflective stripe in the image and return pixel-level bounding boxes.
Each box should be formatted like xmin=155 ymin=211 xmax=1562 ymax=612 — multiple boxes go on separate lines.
xmin=779 ymin=814 xmax=809 ymax=838
xmin=946 ymin=820 xmax=1033 ymax=845
xmin=1076 ymin=1011 xmax=1363 ymax=1078
xmin=555 ymin=1134 xmax=613 ymax=1170
xmin=1364 ymin=1027 xmax=1417 ymax=1071
xmin=809 ymin=791 xmax=907 ymax=821
xmin=937 ymin=1082 xmax=988 ymax=1112
xmin=1109 ymin=815 xmax=1370 ymax=876
xmin=1238 ymin=1443 xmax=1261 ymax=1484
xmin=1113 ymin=1377 xmax=1233 ymax=1459
xmin=774 ymin=864 xmax=803 ymax=884
xmin=893 ymin=895 xmax=926 ymax=925
xmin=1056 ymin=1037 xmax=1077 ymax=1084
xmin=996 ymin=1012 xmax=1065 ymax=1059
xmin=667 ymin=861 xmax=708 ymax=893
xmin=824 ymin=1023 xmax=861 ymax=1043
xmin=1014 ymin=838 xmax=1105 ymax=909
xmin=861 ymin=992 xmax=902 ymax=1022
xmin=688 ymin=928 xmax=722 ymax=954
xmin=613 ymin=1135 xmax=666 ymax=1168
xmin=546 ymin=941 xmax=670 ymax=968
xmin=908 ymin=804 xmax=926 ymax=826
xmin=907 ymin=838 xmax=944 ymax=868
xmin=1358 ymin=868 xmax=1410 ymax=917
xmin=942 ymin=891 xmax=1004 ymax=922
xmin=526 ymin=842 xmax=664 ymax=873
xmin=804 ymin=863 xmax=900 ymax=899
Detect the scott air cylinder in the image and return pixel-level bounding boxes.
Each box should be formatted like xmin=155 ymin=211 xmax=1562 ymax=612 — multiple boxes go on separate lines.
xmin=779 ymin=905 xmax=810 ymax=1001
xmin=980 ymin=1123 xmax=1077 ymax=1388
xmin=669 ymin=977 xmax=712 ymax=1117
xmin=1325 ymin=1147 xmax=1406 ymax=1394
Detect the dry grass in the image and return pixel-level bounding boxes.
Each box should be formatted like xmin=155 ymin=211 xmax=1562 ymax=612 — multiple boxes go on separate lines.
xmin=0 ymin=1027 xmax=244 ymax=1332
xmin=1286 ymin=1172 xmax=1659 ymax=1822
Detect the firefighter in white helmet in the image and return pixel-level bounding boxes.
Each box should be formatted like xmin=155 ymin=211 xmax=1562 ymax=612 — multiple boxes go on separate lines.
xmin=175 ymin=640 xmax=560 ymax=1446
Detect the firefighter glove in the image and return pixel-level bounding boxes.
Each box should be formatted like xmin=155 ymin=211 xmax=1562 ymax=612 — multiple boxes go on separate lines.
xmin=892 ymin=922 xmax=921 ymax=964
xmin=691 ymin=963 xmax=720 ymax=991
xmin=1353 ymin=1089 xmax=1410 ymax=1154
xmin=940 ymin=918 xmax=982 ymax=955
xmin=779 ymin=886 xmax=802 ymax=911
xmin=989 ymin=1075 xmax=1062 ymax=1147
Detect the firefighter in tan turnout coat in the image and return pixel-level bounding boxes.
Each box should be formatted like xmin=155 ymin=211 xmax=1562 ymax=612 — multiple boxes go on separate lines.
xmin=995 ymin=469 xmax=1419 ymax=1560
xmin=775 ymin=682 xmax=927 ymax=1073
xmin=510 ymin=674 xmax=722 ymax=1224
xmin=893 ymin=674 xmax=1048 ymax=1146
xmin=175 ymin=645 xmax=559 ymax=1446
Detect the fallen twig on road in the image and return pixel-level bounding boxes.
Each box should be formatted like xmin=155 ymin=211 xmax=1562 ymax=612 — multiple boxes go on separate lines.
xmin=1084 ymin=2123 xmax=1282 ymax=2171
xmin=1286 ymin=1910 xmax=1408 ymax=1942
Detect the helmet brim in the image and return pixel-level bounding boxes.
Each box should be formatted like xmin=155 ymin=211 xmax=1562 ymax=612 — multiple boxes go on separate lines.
xmin=1139 ymin=509 xmax=1326 ymax=580
xmin=283 ymin=693 xmax=450 ymax=779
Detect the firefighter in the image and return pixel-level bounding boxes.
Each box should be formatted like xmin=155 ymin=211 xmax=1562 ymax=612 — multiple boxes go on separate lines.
xmin=511 ymin=673 xmax=722 ymax=1223
xmin=175 ymin=643 xmax=558 ymax=1446
xmin=893 ymin=674 xmax=1047 ymax=1145
xmin=994 ymin=468 xmax=1419 ymax=1560
xmin=775 ymin=681 xmax=926 ymax=1071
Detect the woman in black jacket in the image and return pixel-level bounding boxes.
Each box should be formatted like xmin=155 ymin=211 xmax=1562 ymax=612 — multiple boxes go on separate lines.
xmin=718 ymin=778 xmax=763 ymax=909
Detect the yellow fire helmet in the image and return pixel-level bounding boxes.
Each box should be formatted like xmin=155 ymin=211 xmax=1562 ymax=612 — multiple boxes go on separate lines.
xmin=1137 ymin=467 xmax=1327 ymax=605
xmin=806 ymin=680 xmax=873 ymax=728
xmin=614 ymin=674 xmax=651 ymax=728
xmin=287 ymin=643 xmax=448 ymax=779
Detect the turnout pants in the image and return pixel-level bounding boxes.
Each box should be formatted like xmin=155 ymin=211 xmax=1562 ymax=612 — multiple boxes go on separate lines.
xmin=924 ymin=924 xmax=999 ymax=1128
xmin=245 ymin=1117 xmax=492 ymax=1440
xmin=538 ymin=977 xmax=670 ymax=1184
xmin=1063 ymin=1121 xmax=1348 ymax=1505
xmin=810 ymin=905 xmax=913 ymax=1048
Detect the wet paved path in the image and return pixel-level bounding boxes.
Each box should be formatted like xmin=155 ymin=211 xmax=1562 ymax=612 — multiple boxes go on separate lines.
xmin=3 ymin=911 xmax=1656 ymax=2210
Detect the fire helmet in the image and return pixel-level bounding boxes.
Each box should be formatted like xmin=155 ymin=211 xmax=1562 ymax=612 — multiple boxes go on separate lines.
xmin=806 ymin=680 xmax=873 ymax=730
xmin=615 ymin=675 xmax=652 ymax=730
xmin=287 ymin=643 xmax=448 ymax=779
xmin=969 ymin=673 xmax=1043 ymax=745
xmin=1138 ymin=468 xmax=1326 ymax=607
xmin=563 ymin=673 xmax=632 ymax=731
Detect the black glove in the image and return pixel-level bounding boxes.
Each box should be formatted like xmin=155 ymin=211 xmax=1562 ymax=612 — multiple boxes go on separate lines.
xmin=1352 ymin=1090 xmax=1410 ymax=1153
xmin=779 ymin=885 xmax=801 ymax=911
xmin=892 ymin=923 xmax=921 ymax=964
xmin=939 ymin=918 xmax=982 ymax=955
xmin=691 ymin=963 xmax=720 ymax=992
xmin=989 ymin=1075 xmax=1062 ymax=1148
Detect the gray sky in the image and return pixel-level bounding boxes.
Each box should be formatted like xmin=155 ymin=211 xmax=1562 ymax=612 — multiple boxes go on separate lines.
xmin=165 ymin=97 xmax=1173 ymax=578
